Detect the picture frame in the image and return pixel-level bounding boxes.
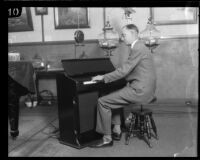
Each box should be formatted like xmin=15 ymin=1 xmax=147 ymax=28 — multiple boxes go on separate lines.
xmin=150 ymin=7 xmax=198 ymax=25
xmin=35 ymin=7 xmax=48 ymax=15
xmin=8 ymin=7 xmax=33 ymax=32
xmin=54 ymin=7 xmax=90 ymax=29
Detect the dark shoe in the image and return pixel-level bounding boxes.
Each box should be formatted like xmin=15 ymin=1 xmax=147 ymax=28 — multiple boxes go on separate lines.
xmin=51 ymin=128 xmax=59 ymax=134
xmin=49 ymin=131 xmax=60 ymax=139
xmin=89 ymin=138 xmax=113 ymax=148
xmin=112 ymin=132 xmax=122 ymax=141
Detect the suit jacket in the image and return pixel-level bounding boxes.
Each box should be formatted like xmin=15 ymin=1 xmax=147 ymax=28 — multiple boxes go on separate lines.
xmin=103 ymin=40 xmax=157 ymax=101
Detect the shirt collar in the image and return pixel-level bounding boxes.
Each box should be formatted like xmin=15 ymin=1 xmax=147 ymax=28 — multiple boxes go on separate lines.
xmin=131 ymin=39 xmax=138 ymax=49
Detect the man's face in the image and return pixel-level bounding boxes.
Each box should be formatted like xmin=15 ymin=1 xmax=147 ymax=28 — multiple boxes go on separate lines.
xmin=121 ymin=28 xmax=137 ymax=45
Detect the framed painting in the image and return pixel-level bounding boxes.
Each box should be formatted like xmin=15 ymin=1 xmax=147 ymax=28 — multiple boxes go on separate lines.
xmin=35 ymin=7 xmax=48 ymax=15
xmin=150 ymin=7 xmax=198 ymax=25
xmin=8 ymin=7 xmax=33 ymax=32
xmin=54 ymin=7 xmax=90 ymax=29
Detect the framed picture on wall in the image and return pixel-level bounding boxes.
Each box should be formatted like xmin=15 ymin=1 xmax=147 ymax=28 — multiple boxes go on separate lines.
xmin=54 ymin=7 xmax=90 ymax=29
xmin=35 ymin=7 xmax=48 ymax=15
xmin=151 ymin=7 xmax=198 ymax=25
xmin=8 ymin=7 xmax=33 ymax=32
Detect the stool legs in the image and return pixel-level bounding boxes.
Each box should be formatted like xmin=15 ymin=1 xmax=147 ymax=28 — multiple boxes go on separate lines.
xmin=145 ymin=115 xmax=151 ymax=139
xmin=125 ymin=111 xmax=157 ymax=148
xmin=138 ymin=114 xmax=152 ymax=148
xmin=139 ymin=114 xmax=144 ymax=137
xmin=141 ymin=132 xmax=152 ymax=148
xmin=125 ymin=113 xmax=135 ymax=145
xmin=149 ymin=114 xmax=158 ymax=140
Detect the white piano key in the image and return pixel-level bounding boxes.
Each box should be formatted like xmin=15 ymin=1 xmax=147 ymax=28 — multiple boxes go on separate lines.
xmin=83 ymin=81 xmax=97 ymax=85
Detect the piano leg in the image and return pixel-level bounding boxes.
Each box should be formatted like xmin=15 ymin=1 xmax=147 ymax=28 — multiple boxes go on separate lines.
xmin=8 ymin=76 xmax=29 ymax=140
xmin=8 ymin=90 xmax=20 ymax=139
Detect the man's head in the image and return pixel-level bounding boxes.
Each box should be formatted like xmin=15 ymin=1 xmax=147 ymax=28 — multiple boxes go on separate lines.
xmin=121 ymin=24 xmax=139 ymax=45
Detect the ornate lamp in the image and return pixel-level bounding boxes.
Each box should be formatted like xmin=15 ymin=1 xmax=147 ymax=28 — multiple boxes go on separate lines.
xmin=98 ymin=20 xmax=119 ymax=56
xmin=139 ymin=17 xmax=161 ymax=53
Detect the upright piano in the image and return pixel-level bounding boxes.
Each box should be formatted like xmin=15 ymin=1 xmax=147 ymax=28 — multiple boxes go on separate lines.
xmin=56 ymin=58 xmax=126 ymax=149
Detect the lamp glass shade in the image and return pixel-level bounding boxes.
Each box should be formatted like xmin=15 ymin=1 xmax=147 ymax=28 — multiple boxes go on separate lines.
xmin=98 ymin=21 xmax=119 ymax=50
xmin=139 ymin=20 xmax=161 ymax=46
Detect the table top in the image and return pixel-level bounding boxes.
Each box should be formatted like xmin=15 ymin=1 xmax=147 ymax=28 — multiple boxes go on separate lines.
xmin=8 ymin=61 xmax=36 ymax=93
xmin=35 ymin=67 xmax=64 ymax=73
xmin=35 ymin=67 xmax=64 ymax=77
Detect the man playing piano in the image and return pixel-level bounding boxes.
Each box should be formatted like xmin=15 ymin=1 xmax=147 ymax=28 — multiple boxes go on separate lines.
xmin=90 ymin=24 xmax=157 ymax=148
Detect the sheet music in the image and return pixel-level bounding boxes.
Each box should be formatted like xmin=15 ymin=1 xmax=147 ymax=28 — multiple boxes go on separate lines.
xmin=83 ymin=80 xmax=97 ymax=85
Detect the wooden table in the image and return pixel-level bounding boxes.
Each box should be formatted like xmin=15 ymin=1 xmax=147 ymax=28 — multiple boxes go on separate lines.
xmin=35 ymin=68 xmax=64 ymax=105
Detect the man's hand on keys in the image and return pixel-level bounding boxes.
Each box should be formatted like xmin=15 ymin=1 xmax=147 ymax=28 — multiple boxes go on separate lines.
xmin=91 ymin=75 xmax=104 ymax=82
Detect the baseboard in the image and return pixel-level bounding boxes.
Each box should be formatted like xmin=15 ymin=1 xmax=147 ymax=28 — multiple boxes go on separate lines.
xmin=152 ymin=98 xmax=198 ymax=106
xmin=124 ymin=98 xmax=198 ymax=116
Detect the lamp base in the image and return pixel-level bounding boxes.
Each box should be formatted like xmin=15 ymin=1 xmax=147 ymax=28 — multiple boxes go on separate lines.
xmin=145 ymin=43 xmax=159 ymax=53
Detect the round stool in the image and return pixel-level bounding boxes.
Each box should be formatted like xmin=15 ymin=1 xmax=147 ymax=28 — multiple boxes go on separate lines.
xmin=125 ymin=97 xmax=158 ymax=148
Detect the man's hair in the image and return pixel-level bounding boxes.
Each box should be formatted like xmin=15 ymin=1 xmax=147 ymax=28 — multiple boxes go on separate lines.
xmin=122 ymin=24 xmax=139 ymax=34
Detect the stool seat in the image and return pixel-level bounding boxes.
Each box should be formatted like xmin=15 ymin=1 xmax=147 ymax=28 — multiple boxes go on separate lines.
xmin=125 ymin=96 xmax=158 ymax=148
xmin=133 ymin=96 xmax=157 ymax=105
xmin=131 ymin=108 xmax=152 ymax=115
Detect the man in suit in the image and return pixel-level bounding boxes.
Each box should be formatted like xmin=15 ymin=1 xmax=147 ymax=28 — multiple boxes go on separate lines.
xmin=90 ymin=24 xmax=157 ymax=148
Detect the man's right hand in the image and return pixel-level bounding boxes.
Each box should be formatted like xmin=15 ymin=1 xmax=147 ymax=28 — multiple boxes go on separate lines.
xmin=91 ymin=75 xmax=104 ymax=82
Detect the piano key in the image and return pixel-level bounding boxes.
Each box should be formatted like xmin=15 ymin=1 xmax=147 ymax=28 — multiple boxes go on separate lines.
xmin=83 ymin=80 xmax=97 ymax=85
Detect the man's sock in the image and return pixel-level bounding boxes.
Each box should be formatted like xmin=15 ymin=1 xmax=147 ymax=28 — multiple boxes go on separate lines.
xmin=113 ymin=124 xmax=121 ymax=134
xmin=103 ymin=135 xmax=112 ymax=142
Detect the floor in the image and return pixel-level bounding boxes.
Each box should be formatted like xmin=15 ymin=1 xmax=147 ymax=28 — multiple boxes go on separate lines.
xmin=8 ymin=101 xmax=198 ymax=157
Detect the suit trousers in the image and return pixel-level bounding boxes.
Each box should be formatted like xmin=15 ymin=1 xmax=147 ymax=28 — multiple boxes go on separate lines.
xmin=96 ymin=85 xmax=146 ymax=135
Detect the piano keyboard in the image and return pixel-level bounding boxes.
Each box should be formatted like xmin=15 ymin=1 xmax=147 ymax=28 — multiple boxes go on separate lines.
xmin=83 ymin=80 xmax=97 ymax=85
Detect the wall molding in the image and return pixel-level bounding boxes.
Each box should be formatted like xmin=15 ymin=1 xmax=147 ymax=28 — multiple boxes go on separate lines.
xmin=8 ymin=39 xmax=99 ymax=47
xmin=8 ymin=35 xmax=198 ymax=47
xmin=160 ymin=34 xmax=198 ymax=40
